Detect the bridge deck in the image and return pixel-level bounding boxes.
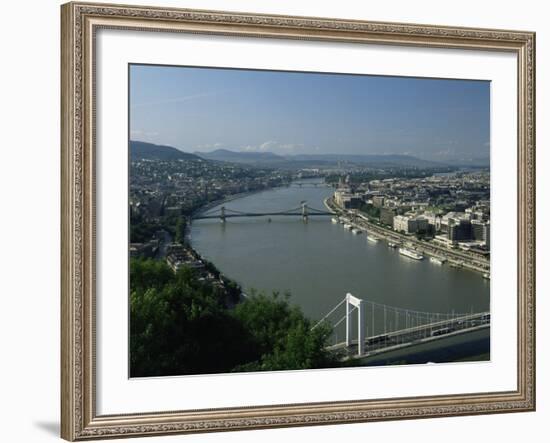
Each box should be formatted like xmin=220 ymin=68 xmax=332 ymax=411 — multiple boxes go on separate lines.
xmin=327 ymin=312 xmax=490 ymax=360
xmin=194 ymin=212 xmax=334 ymax=219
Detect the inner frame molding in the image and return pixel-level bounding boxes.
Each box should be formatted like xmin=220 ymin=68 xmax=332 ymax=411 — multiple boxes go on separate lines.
xmin=61 ymin=2 xmax=535 ymax=441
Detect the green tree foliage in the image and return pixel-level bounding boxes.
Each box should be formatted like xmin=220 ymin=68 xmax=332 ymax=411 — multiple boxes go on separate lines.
xmin=130 ymin=258 xmax=256 ymax=377
xmin=130 ymin=259 xmax=337 ymax=377
xmin=130 ymin=258 xmax=173 ymax=292
xmin=360 ymin=203 xmax=381 ymax=220
xmin=174 ymin=217 xmax=186 ymax=244
xmin=130 ymin=213 xmax=164 ymax=243
xmin=231 ymin=291 xmax=337 ymax=372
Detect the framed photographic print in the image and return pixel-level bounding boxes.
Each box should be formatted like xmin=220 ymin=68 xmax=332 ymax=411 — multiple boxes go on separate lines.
xmin=61 ymin=1 xmax=536 ymax=440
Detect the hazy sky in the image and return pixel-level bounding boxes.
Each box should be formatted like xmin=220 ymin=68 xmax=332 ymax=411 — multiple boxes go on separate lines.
xmin=130 ymin=64 xmax=490 ymax=162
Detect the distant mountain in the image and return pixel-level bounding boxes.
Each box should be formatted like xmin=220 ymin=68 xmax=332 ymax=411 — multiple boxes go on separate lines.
xmin=131 ymin=143 xmax=457 ymax=169
xmin=130 ymin=140 xmax=200 ymax=161
xmin=450 ymin=155 xmax=490 ymax=168
xmin=195 ymin=149 xmax=286 ymax=164
xmin=287 ymin=153 xmax=444 ymax=168
xmin=195 ymin=149 xmax=444 ymax=169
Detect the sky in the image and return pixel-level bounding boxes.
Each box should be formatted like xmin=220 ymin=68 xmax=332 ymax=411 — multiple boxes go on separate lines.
xmin=129 ymin=64 xmax=490 ymax=162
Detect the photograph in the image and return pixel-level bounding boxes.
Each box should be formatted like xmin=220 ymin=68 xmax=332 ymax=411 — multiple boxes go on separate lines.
xmin=0 ymin=0 xmax=544 ymax=440
xmin=57 ymin=2 xmax=536 ymax=440
xmin=128 ymin=64 xmax=491 ymax=378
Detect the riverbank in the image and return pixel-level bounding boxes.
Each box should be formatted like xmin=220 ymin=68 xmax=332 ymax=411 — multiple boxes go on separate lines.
xmin=325 ymin=197 xmax=490 ymax=276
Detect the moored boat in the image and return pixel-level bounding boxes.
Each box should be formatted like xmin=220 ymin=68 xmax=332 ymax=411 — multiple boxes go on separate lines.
xmin=331 ymin=217 xmax=339 ymax=224
xmin=352 ymin=228 xmax=362 ymax=235
xmin=399 ymin=248 xmax=424 ymax=260
xmin=367 ymin=235 xmax=379 ymax=243
xmin=430 ymin=256 xmax=447 ymax=265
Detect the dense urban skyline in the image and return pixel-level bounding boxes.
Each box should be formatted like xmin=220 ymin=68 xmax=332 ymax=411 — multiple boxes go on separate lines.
xmin=130 ymin=64 xmax=490 ymax=163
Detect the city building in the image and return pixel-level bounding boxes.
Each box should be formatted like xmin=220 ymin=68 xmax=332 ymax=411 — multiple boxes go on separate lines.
xmin=448 ymin=218 xmax=472 ymax=242
xmin=372 ymin=195 xmax=385 ymax=208
xmin=334 ymin=190 xmax=362 ymax=209
xmin=166 ymin=244 xmax=205 ymax=273
xmin=422 ymin=211 xmax=442 ymax=231
xmin=471 ymin=219 xmax=491 ymax=249
xmin=393 ymin=215 xmax=429 ymax=234
xmin=380 ymin=207 xmax=396 ymax=227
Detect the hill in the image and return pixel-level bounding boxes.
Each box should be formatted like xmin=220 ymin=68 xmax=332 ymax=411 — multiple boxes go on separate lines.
xmin=195 ymin=149 xmax=444 ymax=169
xmin=195 ymin=149 xmax=286 ymax=164
xmin=130 ymin=141 xmax=200 ymax=161
xmin=288 ymin=153 xmax=444 ymax=168
xmin=131 ymin=143 xmax=455 ymax=169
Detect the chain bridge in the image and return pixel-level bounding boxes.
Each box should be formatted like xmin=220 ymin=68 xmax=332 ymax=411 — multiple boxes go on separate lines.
xmin=193 ymin=203 xmax=334 ymax=222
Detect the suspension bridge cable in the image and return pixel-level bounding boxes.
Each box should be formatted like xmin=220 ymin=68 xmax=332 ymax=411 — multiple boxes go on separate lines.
xmin=332 ymin=305 xmax=358 ymax=329
xmin=311 ymin=298 xmax=346 ymax=330
xmin=362 ymin=299 xmax=476 ymax=318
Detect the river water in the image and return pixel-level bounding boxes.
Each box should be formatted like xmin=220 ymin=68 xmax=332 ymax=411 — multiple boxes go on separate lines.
xmin=191 ymin=180 xmax=490 ymax=339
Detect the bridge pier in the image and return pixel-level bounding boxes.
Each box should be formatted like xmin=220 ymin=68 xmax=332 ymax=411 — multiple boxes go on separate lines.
xmin=302 ymin=203 xmax=308 ymax=222
xmin=220 ymin=206 xmax=226 ymax=223
xmin=345 ymin=293 xmax=365 ymax=356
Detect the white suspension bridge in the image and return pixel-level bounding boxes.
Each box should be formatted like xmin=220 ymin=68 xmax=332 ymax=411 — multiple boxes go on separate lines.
xmin=312 ymin=293 xmax=490 ymax=360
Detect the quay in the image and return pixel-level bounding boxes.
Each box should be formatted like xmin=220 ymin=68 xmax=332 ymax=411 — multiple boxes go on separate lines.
xmin=324 ymin=197 xmax=490 ymax=275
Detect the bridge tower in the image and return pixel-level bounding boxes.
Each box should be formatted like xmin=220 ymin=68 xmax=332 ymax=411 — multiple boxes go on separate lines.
xmin=345 ymin=293 xmax=365 ymax=356
xmin=301 ymin=203 xmax=308 ymax=222
xmin=220 ymin=206 xmax=226 ymax=223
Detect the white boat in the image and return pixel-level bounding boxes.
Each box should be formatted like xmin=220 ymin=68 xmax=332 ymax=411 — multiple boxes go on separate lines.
xmin=331 ymin=217 xmax=339 ymax=224
xmin=343 ymin=224 xmax=352 ymax=230
xmin=367 ymin=235 xmax=379 ymax=243
xmin=387 ymin=241 xmax=399 ymax=248
xmin=430 ymin=256 xmax=447 ymax=265
xmin=399 ymin=248 xmax=424 ymax=260
xmin=483 ymin=272 xmax=491 ymax=280
xmin=352 ymin=228 xmax=362 ymax=235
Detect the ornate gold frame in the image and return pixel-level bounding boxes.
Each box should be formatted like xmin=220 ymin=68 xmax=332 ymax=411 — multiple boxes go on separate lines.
xmin=61 ymin=2 xmax=536 ymax=440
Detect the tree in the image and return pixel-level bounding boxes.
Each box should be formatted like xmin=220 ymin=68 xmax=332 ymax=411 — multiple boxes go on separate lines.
xmin=130 ymin=258 xmax=256 ymax=377
xmin=174 ymin=217 xmax=186 ymax=244
xmin=130 ymin=214 xmax=163 ymax=243
xmin=232 ymin=291 xmax=337 ymax=372
xmin=130 ymin=257 xmax=173 ymax=292
xmin=130 ymin=260 xmax=338 ymax=377
xmin=359 ymin=203 xmax=380 ymax=220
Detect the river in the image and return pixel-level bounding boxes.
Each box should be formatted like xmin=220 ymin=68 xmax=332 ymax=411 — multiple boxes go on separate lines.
xmin=190 ymin=179 xmax=490 ymax=340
